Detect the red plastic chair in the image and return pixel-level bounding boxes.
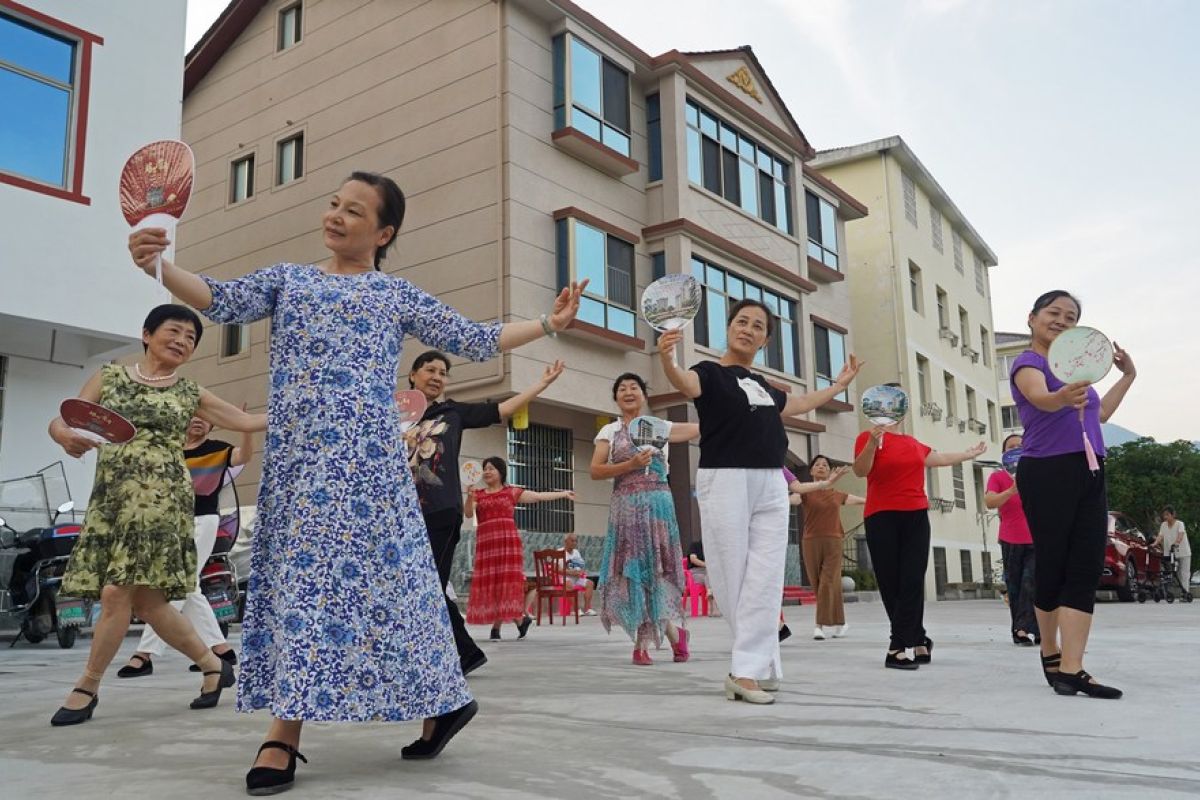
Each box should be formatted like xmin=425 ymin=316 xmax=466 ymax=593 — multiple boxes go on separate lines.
xmin=681 ymin=557 xmax=709 ymax=617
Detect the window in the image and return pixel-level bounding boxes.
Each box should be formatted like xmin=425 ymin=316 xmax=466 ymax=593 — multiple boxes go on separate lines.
xmin=959 ymin=307 xmax=970 ymax=347
xmin=987 ymin=401 xmax=998 ymax=443
xmin=973 ymin=251 xmax=986 ymax=296
xmin=556 ymin=217 xmax=636 ymax=337
xmin=230 ymin=155 xmax=254 ymax=203
xmin=507 ymin=423 xmax=574 ymax=533
xmin=1001 ymin=404 xmax=1020 ymax=431
xmin=813 ymin=324 xmax=848 ymax=401
xmin=926 ymin=466 xmax=937 ymax=499
xmin=973 ymin=464 xmax=986 ymax=513
xmin=930 ymin=204 xmax=943 ymax=253
xmin=902 ymin=171 xmax=918 ymax=227
xmin=952 ymin=229 xmax=964 ymax=273
xmin=0 ymin=8 xmax=100 ymax=202
xmin=951 ymin=464 xmax=966 ymax=509
xmin=646 ymin=93 xmax=662 ymax=181
xmin=979 ymin=326 xmax=991 ymax=366
xmin=221 ymin=324 xmax=248 ymax=358
xmin=805 ymin=191 xmax=839 ymax=269
xmin=944 ymin=373 xmax=956 ymax=419
xmin=276 ymin=133 xmax=303 ymax=185
xmin=933 ymin=547 xmax=948 ymax=595
xmin=650 ymin=251 xmax=666 ymax=282
xmin=997 ymin=352 xmax=1018 ymax=385
xmin=691 ymin=256 xmax=800 ymax=376
xmin=915 ymin=354 xmax=930 ymax=405
xmin=966 ymin=385 xmax=977 ymax=424
xmin=936 ymin=287 xmax=948 ymax=330
xmin=685 ymin=98 xmax=792 ymax=234
xmin=278 ymin=3 xmax=302 ymax=51
xmin=959 ymin=549 xmax=973 ymax=582
xmin=909 ymin=263 xmax=923 ymax=314
xmin=552 ymin=34 xmax=630 ymax=156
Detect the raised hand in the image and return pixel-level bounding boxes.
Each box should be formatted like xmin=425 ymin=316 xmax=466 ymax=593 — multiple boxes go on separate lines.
xmin=1112 ymin=341 xmax=1136 ymax=377
xmin=548 ymin=280 xmax=590 ymax=332
xmin=658 ymin=329 xmax=684 ymax=359
xmin=128 ymin=227 xmax=170 ymax=276
xmin=541 ymin=359 xmax=566 ymax=387
xmin=965 ymin=441 xmax=987 ymax=459
xmin=827 ymin=466 xmax=851 ymax=485
xmin=833 ymin=355 xmax=864 ymax=388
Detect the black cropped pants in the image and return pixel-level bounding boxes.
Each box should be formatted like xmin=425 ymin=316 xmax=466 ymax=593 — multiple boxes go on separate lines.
xmin=865 ymin=509 xmax=931 ymax=650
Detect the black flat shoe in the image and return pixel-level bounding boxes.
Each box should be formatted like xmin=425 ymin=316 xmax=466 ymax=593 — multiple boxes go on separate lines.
xmin=461 ymin=650 xmax=488 ymax=677
xmin=190 ymin=649 xmax=237 ymax=672
xmin=778 ymin=624 xmax=792 ymax=642
xmin=913 ymin=637 xmax=933 ymax=664
xmin=1012 ymin=632 xmax=1034 ymax=647
xmin=401 ymin=699 xmax=478 ymax=760
xmin=885 ymin=650 xmax=919 ymax=670
xmin=190 ymin=658 xmax=235 ymax=710
xmin=516 ymin=615 xmax=533 ymax=639
xmin=489 ymin=628 xmax=501 ymax=641
xmin=117 ymin=654 xmax=153 ymax=678
xmin=246 ymin=740 xmax=307 ymax=796
xmin=1040 ymin=652 xmax=1061 ymax=687
xmin=1053 ymin=669 xmax=1122 ymax=699
xmin=50 ymin=688 xmax=98 ymax=726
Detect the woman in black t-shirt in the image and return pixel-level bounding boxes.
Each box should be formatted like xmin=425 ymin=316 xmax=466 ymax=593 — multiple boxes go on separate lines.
xmin=405 ymin=350 xmax=565 ymax=676
xmin=660 ymin=299 xmax=860 ymax=705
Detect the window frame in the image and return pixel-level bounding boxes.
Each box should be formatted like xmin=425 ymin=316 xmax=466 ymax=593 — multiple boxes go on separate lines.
xmin=275 ymin=131 xmax=304 ymax=186
xmin=902 ymin=171 xmax=918 ymax=228
xmin=552 ymin=33 xmax=631 ymax=157
xmin=220 ymin=324 xmax=250 ymax=360
xmin=930 ymin=204 xmax=943 ymax=253
xmin=229 ymin=153 xmax=255 ymax=204
xmin=555 ymin=216 xmax=638 ymax=339
xmin=805 ymin=190 xmax=839 ymax=270
xmin=0 ymin=3 xmax=102 ymax=205
xmin=277 ymin=2 xmax=302 ymax=52
xmin=813 ymin=322 xmax=848 ymax=402
xmin=908 ymin=263 xmax=923 ymax=314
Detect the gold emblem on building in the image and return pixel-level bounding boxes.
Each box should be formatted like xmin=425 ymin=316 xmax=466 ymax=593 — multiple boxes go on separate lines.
xmin=727 ymin=66 xmax=762 ymax=103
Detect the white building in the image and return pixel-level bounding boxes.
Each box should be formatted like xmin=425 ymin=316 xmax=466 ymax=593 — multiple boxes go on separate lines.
xmin=0 ymin=0 xmax=184 ymax=504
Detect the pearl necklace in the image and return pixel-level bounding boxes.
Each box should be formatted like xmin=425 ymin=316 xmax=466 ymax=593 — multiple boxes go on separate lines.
xmin=135 ymin=363 xmax=177 ymax=382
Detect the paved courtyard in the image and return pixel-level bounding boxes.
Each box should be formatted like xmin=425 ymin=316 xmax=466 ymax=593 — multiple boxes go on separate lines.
xmin=1 ymin=598 xmax=1197 ymax=799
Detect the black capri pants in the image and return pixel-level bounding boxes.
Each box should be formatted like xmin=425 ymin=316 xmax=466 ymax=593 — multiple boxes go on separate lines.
xmin=864 ymin=509 xmax=931 ymax=650
xmin=1016 ymin=453 xmax=1107 ymax=614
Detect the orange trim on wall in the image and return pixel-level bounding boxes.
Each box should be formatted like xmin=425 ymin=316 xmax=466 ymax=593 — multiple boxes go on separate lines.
xmin=553 ymin=207 xmax=641 ymax=243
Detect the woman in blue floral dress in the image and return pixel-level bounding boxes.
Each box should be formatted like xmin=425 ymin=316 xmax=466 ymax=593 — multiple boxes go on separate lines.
xmin=129 ymin=172 xmax=585 ymax=795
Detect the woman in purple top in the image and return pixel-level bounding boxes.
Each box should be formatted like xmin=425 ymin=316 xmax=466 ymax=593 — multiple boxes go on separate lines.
xmin=1010 ymin=290 xmax=1136 ymax=699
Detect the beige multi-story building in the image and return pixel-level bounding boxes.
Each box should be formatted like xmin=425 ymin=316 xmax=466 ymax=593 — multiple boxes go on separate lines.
xmin=811 ymin=137 xmax=1003 ymax=598
xmin=176 ymin=0 xmax=868 ymax=575
xmin=995 ymin=331 xmax=1031 ymax=438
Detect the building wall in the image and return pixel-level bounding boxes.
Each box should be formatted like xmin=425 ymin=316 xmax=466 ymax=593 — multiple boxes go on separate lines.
xmin=817 ymin=152 xmax=1003 ymax=595
xmin=0 ymin=0 xmax=185 ymax=499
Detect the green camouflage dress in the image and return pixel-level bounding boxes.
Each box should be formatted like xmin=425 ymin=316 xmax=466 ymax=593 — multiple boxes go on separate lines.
xmin=61 ymin=364 xmax=200 ymax=600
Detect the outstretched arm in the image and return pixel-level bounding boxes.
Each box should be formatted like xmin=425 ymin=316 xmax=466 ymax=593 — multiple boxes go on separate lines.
xmin=1100 ymin=343 xmax=1136 ymax=422
xmin=520 ymin=489 xmax=576 ymax=504
xmin=497 ymin=282 xmax=589 ymax=351
xmin=668 ymin=422 xmax=700 ymax=443
xmin=926 ymin=442 xmax=987 ymax=468
xmin=657 ymin=329 xmax=701 ymax=398
xmin=198 ymin=389 xmax=268 ymax=433
xmin=498 ymin=360 xmax=565 ymax=420
xmin=48 ymin=369 xmax=105 ymax=459
xmin=782 ymin=356 xmax=863 ymax=416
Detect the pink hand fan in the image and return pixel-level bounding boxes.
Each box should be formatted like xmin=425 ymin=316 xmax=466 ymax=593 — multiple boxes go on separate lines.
xmin=119 ymin=139 xmax=195 ymax=284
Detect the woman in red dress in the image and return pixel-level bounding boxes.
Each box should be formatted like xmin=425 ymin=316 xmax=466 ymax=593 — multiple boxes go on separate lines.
xmin=464 ymin=457 xmax=575 ymax=639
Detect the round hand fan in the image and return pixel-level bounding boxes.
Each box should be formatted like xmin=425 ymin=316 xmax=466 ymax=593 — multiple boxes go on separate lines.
xmin=119 ymin=139 xmax=195 ymax=284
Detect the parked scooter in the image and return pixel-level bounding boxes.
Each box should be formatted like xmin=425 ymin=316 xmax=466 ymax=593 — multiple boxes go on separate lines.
xmin=0 ymin=501 xmax=92 ymax=648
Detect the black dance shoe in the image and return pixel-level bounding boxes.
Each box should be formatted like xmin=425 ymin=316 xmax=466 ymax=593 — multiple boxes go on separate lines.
xmin=913 ymin=636 xmax=934 ymax=664
xmin=461 ymin=650 xmax=488 ymax=677
xmin=190 ymin=649 xmax=237 ymax=672
xmin=1012 ymin=632 xmax=1035 ymax=646
xmin=117 ymin=654 xmax=153 ymax=678
xmin=489 ymin=628 xmax=501 ymax=641
xmin=50 ymin=688 xmax=98 ymax=726
xmin=190 ymin=658 xmax=235 ymax=710
xmin=245 ymin=740 xmax=307 ymax=796
xmin=884 ymin=650 xmax=919 ymax=670
xmin=400 ymin=700 xmax=479 ymax=760
xmin=1053 ymin=670 xmax=1123 ymax=699
xmin=777 ymin=624 xmax=792 ymax=642
xmin=516 ymin=615 xmax=533 ymax=639
xmin=1040 ymin=652 xmax=1061 ymax=687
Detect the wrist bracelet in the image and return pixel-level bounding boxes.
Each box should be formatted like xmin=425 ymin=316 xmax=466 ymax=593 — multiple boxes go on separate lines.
xmin=540 ymin=313 xmax=557 ymax=338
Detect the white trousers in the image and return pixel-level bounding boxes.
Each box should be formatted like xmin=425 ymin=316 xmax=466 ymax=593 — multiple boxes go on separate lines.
xmin=696 ymin=468 xmax=789 ymax=680
xmin=137 ymin=514 xmax=227 ymax=655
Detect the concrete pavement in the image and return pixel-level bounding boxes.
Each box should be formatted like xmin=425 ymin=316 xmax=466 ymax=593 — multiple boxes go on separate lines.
xmin=1 ymin=599 xmax=1197 ymax=799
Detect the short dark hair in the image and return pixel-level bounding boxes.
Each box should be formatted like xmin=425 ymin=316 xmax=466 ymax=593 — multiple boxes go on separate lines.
xmin=408 ymin=350 xmax=451 ymax=387
xmin=727 ymin=298 xmax=773 ymax=337
xmin=346 ymin=171 xmax=406 ymax=270
xmin=1002 ymin=434 xmax=1022 ymax=450
xmin=1031 ymin=290 xmax=1081 ymax=319
xmin=1162 ymin=505 xmax=1176 ymax=516
xmin=611 ymin=372 xmax=648 ymax=400
xmin=810 ymin=454 xmax=833 ymax=470
xmin=483 ymin=456 xmax=507 ymax=485
xmin=142 ymin=304 xmax=203 ymax=352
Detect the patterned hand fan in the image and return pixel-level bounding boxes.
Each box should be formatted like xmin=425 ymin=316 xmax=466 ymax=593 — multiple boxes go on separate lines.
xmin=60 ymin=398 xmax=136 ymax=444
xmin=394 ymin=389 xmax=429 ymax=433
xmin=629 ymin=415 xmax=671 ymax=475
xmin=1047 ymin=326 xmax=1113 ymax=472
xmin=119 ymin=139 xmax=195 ymax=284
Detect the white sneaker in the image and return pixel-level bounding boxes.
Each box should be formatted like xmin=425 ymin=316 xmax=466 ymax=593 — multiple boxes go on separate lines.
xmin=812 ymin=626 xmax=826 ymax=640
xmin=583 ymin=608 xmax=597 ymax=616
xmin=831 ymin=623 xmax=849 ymax=638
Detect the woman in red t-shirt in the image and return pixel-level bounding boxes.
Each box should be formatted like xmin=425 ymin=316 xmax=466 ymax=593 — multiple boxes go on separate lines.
xmin=984 ymin=434 xmax=1039 ymax=646
xmin=853 ymin=418 xmax=985 ymax=669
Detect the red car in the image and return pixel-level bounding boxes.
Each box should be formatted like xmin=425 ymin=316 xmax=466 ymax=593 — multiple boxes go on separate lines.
xmin=1100 ymin=511 xmax=1162 ymax=601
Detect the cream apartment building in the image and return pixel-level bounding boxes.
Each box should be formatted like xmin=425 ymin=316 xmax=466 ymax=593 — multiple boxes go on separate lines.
xmin=811 ymin=137 xmax=1003 ymax=598
xmin=176 ymin=0 xmax=869 ymax=574
xmin=995 ymin=331 xmax=1031 ymax=438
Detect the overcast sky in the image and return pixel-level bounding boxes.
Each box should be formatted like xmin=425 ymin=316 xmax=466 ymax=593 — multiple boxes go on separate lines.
xmin=187 ymin=0 xmax=1196 ymax=443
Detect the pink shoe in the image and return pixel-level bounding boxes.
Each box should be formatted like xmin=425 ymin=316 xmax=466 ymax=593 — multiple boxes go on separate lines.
xmin=632 ymin=649 xmax=653 ymax=665
xmin=671 ymin=628 xmax=690 ymax=663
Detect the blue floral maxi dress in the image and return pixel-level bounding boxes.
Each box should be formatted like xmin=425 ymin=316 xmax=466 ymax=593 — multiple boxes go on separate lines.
xmin=200 ymin=264 xmax=500 ymax=721
xmin=597 ymin=423 xmax=686 ymax=648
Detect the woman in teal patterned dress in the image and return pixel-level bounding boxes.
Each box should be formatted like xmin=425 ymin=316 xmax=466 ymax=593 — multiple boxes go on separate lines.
xmin=590 ymin=373 xmax=699 ymax=665
xmin=127 ymin=172 xmax=586 ymax=794
xmin=48 ymin=304 xmax=266 ymax=726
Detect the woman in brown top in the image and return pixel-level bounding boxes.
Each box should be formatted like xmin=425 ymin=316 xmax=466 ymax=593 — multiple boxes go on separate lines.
xmin=788 ymin=455 xmax=864 ymax=640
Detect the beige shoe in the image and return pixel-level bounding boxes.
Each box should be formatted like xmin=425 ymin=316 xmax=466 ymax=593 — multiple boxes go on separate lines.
xmin=758 ymin=677 xmax=780 ymax=692
xmin=724 ymin=674 xmax=775 ymax=704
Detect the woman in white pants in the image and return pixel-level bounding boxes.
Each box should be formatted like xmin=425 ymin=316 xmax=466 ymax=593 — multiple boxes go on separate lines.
xmin=659 ymin=299 xmax=860 ymax=704
xmin=118 ymin=417 xmax=250 ymax=676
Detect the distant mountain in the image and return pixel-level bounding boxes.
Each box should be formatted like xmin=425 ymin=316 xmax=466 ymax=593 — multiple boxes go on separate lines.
xmin=1102 ymin=423 xmax=1144 ymax=447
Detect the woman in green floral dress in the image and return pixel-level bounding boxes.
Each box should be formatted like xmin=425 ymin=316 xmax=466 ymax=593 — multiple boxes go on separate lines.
xmin=48 ymin=304 xmax=266 ymax=726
